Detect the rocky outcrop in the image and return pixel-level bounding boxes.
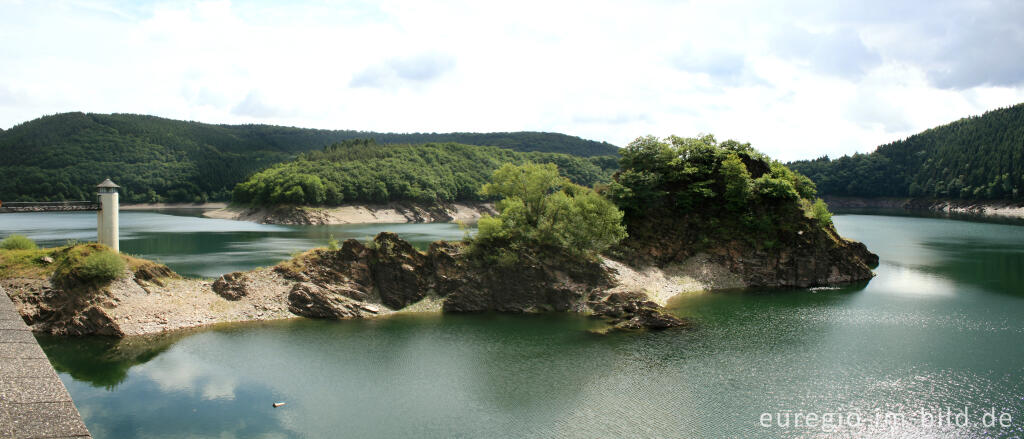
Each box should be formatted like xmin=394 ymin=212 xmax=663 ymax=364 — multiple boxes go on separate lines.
xmin=134 ymin=263 xmax=177 ymax=288
xmin=287 ymin=283 xmax=380 ymax=319
xmin=273 ymin=233 xmax=685 ymax=330
xmin=587 ymin=291 xmax=689 ymax=331
xmin=5 ymin=223 xmax=869 ymax=336
xmin=211 ymin=272 xmax=249 ymax=300
xmin=704 ymin=228 xmax=877 ymax=288
xmin=4 ymin=278 xmax=124 ymax=336
xmin=369 ymin=234 xmax=431 ymax=309
xmin=620 ymin=211 xmax=878 ymax=289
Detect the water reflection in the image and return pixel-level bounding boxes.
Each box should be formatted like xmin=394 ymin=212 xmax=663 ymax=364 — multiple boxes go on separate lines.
xmin=38 ymin=331 xmax=191 ymax=389
xmin=23 ymin=213 xmax=1024 ymax=437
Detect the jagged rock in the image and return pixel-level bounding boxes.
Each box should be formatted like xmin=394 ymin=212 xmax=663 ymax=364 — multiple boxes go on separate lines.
xmin=588 ymin=291 xmax=688 ymax=331
xmin=441 ymin=258 xmax=602 ymax=313
xmin=287 ymin=282 xmax=375 ymax=319
xmin=621 ymin=212 xmax=878 ymax=289
xmin=212 ymin=272 xmax=248 ymax=300
xmin=370 ymin=233 xmax=429 ymax=309
xmin=134 ymin=263 xmax=176 ymax=287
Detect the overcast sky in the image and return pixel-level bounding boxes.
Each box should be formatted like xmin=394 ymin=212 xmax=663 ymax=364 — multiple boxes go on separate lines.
xmin=1 ymin=0 xmax=1022 ymax=161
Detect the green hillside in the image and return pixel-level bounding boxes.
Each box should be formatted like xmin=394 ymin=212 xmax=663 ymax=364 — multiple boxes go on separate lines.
xmin=233 ymin=139 xmax=617 ymax=205
xmin=0 ymin=112 xmax=618 ymax=203
xmin=788 ymin=103 xmax=1024 ymax=200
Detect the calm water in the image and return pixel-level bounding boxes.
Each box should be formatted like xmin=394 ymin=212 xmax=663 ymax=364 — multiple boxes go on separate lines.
xmin=6 ymin=211 xmax=1024 ymax=437
xmin=0 ymin=210 xmax=466 ymax=277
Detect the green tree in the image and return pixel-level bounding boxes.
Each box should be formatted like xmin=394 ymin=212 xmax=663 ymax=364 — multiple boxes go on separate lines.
xmin=721 ymin=153 xmax=752 ymax=210
xmin=475 ymin=163 xmax=626 ymax=259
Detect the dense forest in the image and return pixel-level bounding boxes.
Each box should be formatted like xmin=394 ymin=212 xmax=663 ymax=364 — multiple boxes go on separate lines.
xmin=606 ymin=134 xmax=832 ymax=255
xmin=233 ymin=139 xmax=617 ymax=205
xmin=788 ymin=103 xmax=1024 ymax=200
xmin=0 ymin=112 xmax=618 ymax=203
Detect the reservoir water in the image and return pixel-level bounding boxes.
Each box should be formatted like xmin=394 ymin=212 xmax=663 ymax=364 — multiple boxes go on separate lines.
xmin=3 ymin=211 xmax=1024 ymax=437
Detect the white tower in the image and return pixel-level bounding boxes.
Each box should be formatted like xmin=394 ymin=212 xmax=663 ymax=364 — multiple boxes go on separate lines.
xmin=96 ymin=179 xmax=120 ymax=252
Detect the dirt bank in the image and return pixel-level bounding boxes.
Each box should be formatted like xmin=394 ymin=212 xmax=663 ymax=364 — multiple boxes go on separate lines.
xmin=203 ymin=202 xmax=496 ymax=225
xmin=120 ymin=202 xmax=229 ymax=210
xmin=822 ymin=196 xmax=1024 ymax=220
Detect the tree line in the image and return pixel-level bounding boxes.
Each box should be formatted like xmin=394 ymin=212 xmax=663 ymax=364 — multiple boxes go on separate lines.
xmin=232 ymin=139 xmax=617 ymax=205
xmin=0 ymin=112 xmax=618 ymax=203
xmin=788 ymin=103 xmax=1024 ymax=200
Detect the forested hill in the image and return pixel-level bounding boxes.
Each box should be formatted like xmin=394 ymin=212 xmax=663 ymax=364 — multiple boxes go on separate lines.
xmin=233 ymin=140 xmax=617 ymax=205
xmin=0 ymin=112 xmax=618 ymax=202
xmin=788 ymin=103 xmax=1024 ymax=200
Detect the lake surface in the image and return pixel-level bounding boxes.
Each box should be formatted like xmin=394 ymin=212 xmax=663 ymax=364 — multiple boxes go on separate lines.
xmin=5 ymin=211 xmax=1024 ymax=437
xmin=0 ymin=210 xmax=466 ymax=278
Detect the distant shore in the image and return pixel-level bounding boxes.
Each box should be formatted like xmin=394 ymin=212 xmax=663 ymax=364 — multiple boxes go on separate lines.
xmin=823 ymin=196 xmax=1024 ymax=220
xmin=202 ymin=202 xmax=497 ymax=225
xmin=121 ymin=202 xmax=228 ymax=210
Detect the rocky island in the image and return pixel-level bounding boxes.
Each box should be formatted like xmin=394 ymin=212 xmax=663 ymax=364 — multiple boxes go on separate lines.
xmin=1 ymin=135 xmax=877 ymax=337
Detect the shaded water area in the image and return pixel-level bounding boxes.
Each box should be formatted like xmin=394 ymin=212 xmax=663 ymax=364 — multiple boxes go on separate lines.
xmin=5 ymin=211 xmax=1024 ymax=437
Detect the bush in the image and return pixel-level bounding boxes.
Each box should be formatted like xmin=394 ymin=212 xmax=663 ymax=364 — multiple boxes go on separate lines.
xmin=52 ymin=244 xmax=126 ymax=286
xmin=474 ymin=163 xmax=627 ymax=259
xmin=1 ymin=235 xmax=37 ymax=250
xmin=76 ymin=251 xmax=126 ymax=283
xmin=811 ymin=198 xmax=833 ymax=228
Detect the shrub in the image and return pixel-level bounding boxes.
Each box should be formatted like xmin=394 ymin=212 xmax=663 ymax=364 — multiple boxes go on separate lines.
xmin=76 ymin=251 xmax=126 ymax=283
xmin=52 ymin=244 xmax=126 ymax=286
xmin=811 ymin=198 xmax=833 ymax=228
xmin=474 ymin=162 xmax=627 ymax=259
xmin=1 ymin=235 xmax=37 ymax=250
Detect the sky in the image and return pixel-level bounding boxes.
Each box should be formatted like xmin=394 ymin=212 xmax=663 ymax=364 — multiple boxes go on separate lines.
xmin=0 ymin=0 xmax=1022 ymax=161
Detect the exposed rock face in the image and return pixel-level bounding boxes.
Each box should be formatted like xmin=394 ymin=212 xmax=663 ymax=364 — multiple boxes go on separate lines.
xmin=621 ymin=212 xmax=878 ymax=289
xmin=369 ymin=233 xmax=430 ymax=309
xmin=440 ymin=258 xmax=604 ymax=313
xmin=285 ymin=234 xmax=687 ymax=330
xmin=588 ymin=291 xmax=689 ymax=331
xmin=4 ymin=278 xmax=123 ymax=336
xmin=212 ymin=272 xmax=249 ymax=300
xmin=273 ymin=234 xmax=681 ymax=330
xmin=287 ymin=283 xmax=379 ymax=319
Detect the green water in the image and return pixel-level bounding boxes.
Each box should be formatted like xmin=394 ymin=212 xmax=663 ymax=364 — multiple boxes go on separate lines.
xmin=11 ymin=212 xmax=1024 ymax=437
xmin=0 ymin=210 xmax=466 ymax=277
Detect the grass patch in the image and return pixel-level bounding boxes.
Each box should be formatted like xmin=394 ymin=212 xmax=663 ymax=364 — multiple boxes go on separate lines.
xmin=52 ymin=244 xmax=126 ymax=287
xmin=0 ymin=247 xmax=57 ymax=279
xmin=273 ymin=248 xmax=317 ymax=277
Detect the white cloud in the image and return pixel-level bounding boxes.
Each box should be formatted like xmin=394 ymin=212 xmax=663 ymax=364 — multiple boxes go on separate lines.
xmin=0 ymin=0 xmax=1022 ymax=162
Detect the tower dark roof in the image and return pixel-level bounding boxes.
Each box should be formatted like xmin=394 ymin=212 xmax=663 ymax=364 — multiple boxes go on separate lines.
xmin=96 ymin=178 xmax=120 ymax=188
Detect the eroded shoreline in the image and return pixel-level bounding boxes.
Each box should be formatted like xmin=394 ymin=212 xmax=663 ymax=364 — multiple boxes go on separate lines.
xmin=202 ymin=202 xmax=497 ymax=225
xmin=2 ymin=235 xmax=784 ymax=337
xmin=823 ymin=196 xmax=1024 ymax=220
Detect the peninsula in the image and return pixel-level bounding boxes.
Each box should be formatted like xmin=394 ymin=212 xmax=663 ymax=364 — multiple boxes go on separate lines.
xmin=1 ymin=135 xmax=877 ymax=336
